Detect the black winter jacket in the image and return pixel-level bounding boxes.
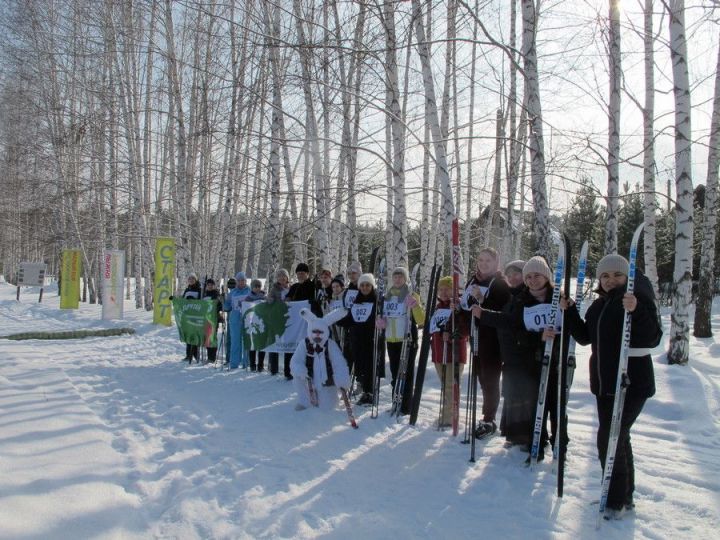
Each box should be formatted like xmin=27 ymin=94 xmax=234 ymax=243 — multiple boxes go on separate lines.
xmin=288 ymin=280 xmax=321 ymax=316
xmin=181 ymin=282 xmax=201 ymax=299
xmin=480 ymin=285 xmax=560 ymax=370
xmin=463 ymin=272 xmax=511 ymax=362
xmin=564 ymin=273 xmax=660 ymax=398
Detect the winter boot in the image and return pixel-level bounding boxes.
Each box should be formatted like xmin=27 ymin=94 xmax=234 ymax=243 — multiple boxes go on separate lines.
xmin=474 ymin=421 xmax=497 ymax=439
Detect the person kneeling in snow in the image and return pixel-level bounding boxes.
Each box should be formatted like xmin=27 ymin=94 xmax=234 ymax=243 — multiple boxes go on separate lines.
xmin=290 ymin=307 xmax=350 ymax=411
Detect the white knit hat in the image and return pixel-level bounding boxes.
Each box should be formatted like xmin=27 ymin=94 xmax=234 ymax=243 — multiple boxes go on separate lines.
xmin=522 ymin=256 xmax=553 ymax=282
xmin=358 ymin=273 xmax=375 ymax=288
xmin=596 ymin=254 xmax=629 ymax=279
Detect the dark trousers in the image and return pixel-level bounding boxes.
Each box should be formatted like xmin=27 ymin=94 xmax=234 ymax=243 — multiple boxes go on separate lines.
xmin=268 ymin=352 xmax=290 ymax=377
xmin=596 ymin=394 xmax=647 ymax=509
xmin=250 ymin=350 xmax=265 ymax=372
xmin=185 ymin=344 xmax=198 ymax=361
xmin=387 ymin=341 xmax=417 ymax=414
xmin=476 ymin=355 xmax=502 ymax=423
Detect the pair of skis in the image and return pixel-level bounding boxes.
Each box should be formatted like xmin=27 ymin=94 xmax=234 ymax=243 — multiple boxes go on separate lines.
xmin=408 ymin=218 xmax=461 ymax=432
xmin=528 ymin=235 xmax=588 ymax=494
xmin=390 ymin=263 xmax=421 ymax=418
xmin=596 ymin=224 xmax=645 ymax=526
xmin=304 ymin=377 xmax=358 ymax=429
xmin=526 ymin=224 xmax=645 ymax=525
xmin=371 ymin=257 xmax=387 ymax=419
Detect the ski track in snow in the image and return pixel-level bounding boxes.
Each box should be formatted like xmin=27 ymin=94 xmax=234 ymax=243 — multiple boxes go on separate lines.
xmin=0 ymin=284 xmax=719 ymax=539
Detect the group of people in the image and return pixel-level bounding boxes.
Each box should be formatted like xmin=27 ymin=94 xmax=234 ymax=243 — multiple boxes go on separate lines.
xmin=176 ymin=246 xmax=662 ymax=519
xmin=465 ymin=249 xmax=661 ymax=518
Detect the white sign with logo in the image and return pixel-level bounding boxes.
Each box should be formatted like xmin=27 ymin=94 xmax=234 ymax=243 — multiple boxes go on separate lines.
xmin=461 ymin=284 xmax=489 ymax=310
xmin=430 ymin=308 xmax=452 ymax=333
xmin=101 ymin=250 xmax=125 ymax=320
xmin=350 ymin=302 xmax=373 ymax=323
xmin=344 ymin=289 xmax=359 ymax=308
xmin=384 ymin=296 xmax=407 ymax=318
xmin=523 ymin=304 xmax=561 ymax=332
xmin=18 ymin=262 xmax=46 ymax=286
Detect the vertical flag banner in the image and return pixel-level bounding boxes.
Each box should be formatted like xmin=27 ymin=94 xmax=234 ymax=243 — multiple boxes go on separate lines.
xmin=101 ymin=250 xmax=125 ymax=320
xmin=171 ymin=298 xmax=219 ymax=347
xmin=153 ymin=237 xmax=176 ymax=325
xmin=60 ymin=249 xmax=82 ymax=309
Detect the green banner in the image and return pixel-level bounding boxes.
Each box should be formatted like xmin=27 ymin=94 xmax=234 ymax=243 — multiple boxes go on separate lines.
xmin=153 ymin=237 xmax=175 ymax=326
xmin=243 ymin=300 xmax=309 ymax=353
xmin=60 ymin=249 xmax=82 ymax=309
xmin=171 ymin=298 xmax=219 ymax=347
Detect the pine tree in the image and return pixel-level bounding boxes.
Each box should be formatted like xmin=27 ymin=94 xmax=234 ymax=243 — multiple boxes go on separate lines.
xmin=564 ymin=178 xmax=604 ymax=270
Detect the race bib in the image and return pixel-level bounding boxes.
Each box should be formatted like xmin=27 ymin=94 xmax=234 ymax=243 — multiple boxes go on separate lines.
xmin=430 ymin=308 xmax=452 ymax=333
xmin=461 ymin=284 xmax=488 ymax=310
xmin=384 ymin=296 xmax=406 ymax=318
xmin=232 ymin=293 xmax=249 ymax=311
xmin=350 ymin=302 xmax=373 ymax=322
xmin=329 ymin=299 xmax=344 ymax=311
xmin=523 ymin=304 xmax=561 ymax=332
xmin=344 ymin=289 xmax=359 ymax=308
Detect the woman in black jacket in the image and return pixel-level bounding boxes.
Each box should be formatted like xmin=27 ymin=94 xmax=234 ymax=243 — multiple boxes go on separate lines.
xmin=561 ymin=254 xmax=661 ymax=518
xmin=473 ymin=256 xmax=561 ymax=457
xmin=338 ymin=273 xmax=381 ymax=405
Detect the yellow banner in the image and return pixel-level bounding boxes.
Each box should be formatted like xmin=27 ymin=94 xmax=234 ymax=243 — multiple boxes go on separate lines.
xmin=60 ymin=249 xmax=82 ymax=309
xmin=153 ymin=237 xmax=176 ymax=325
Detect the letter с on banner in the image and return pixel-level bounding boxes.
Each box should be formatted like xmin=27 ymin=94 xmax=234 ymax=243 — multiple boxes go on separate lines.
xmin=153 ymin=237 xmax=176 ymax=326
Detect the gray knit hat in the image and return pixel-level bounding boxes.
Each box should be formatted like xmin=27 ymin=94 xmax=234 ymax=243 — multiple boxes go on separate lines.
xmin=596 ymin=254 xmax=629 ymax=279
xmin=392 ymin=266 xmax=409 ymax=282
xmin=522 ymin=256 xmax=553 ymax=282
xmin=348 ymin=261 xmax=362 ymax=274
xmin=275 ymin=268 xmax=290 ymax=281
xmin=504 ymin=259 xmax=526 ymax=274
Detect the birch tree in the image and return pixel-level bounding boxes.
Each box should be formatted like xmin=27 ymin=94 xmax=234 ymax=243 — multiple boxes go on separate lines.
xmin=642 ymin=0 xmax=660 ymax=297
xmin=693 ymin=39 xmax=720 ymax=338
xmin=411 ymin=0 xmax=456 ymax=241
xmin=521 ymin=0 xmax=550 ymax=257
xmin=666 ymin=0 xmax=693 ymax=365
xmin=605 ymin=0 xmax=621 ymax=254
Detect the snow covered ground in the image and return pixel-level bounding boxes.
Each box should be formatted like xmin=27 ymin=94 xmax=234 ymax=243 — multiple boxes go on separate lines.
xmin=0 ymin=282 xmax=718 ymax=539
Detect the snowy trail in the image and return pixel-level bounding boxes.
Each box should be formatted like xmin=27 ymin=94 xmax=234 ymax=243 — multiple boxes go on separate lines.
xmin=0 ymin=350 xmax=145 ymax=539
xmin=1 ymin=285 xmax=719 ymax=539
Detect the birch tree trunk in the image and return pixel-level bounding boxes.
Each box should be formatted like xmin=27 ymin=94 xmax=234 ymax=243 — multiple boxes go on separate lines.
xmin=293 ymin=0 xmax=329 ymax=268
xmin=693 ymin=39 xmax=720 ymax=338
xmin=605 ymin=0 xmax=621 ymax=254
xmin=667 ymin=0 xmax=694 ymax=365
xmin=419 ymin=2 xmax=434 ymax=297
xmin=164 ymin=0 xmax=194 ymax=277
xmin=463 ymin=0 xmax=479 ymax=270
xmin=411 ymin=0 xmax=456 ymax=243
xmin=521 ymin=0 xmax=550 ymax=257
xmin=642 ymin=0 xmax=660 ymax=297
xmin=384 ymin=0 xmax=408 ymax=269
xmin=485 ymin=109 xmax=504 ymax=249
